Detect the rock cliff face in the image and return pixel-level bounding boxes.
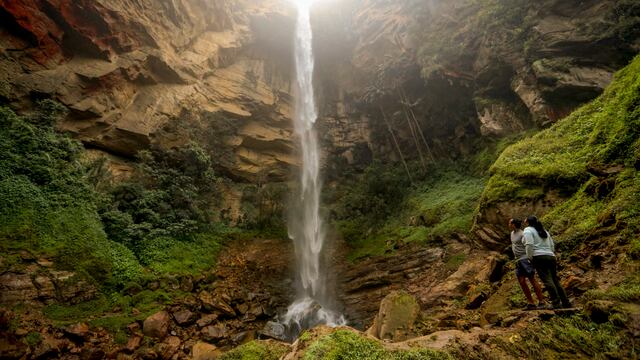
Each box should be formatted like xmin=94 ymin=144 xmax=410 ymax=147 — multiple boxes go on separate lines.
xmin=1 ymin=0 xmax=637 ymax=229
xmin=312 ymin=0 xmax=639 ymax=171
xmin=0 ymin=0 xmax=298 ymax=182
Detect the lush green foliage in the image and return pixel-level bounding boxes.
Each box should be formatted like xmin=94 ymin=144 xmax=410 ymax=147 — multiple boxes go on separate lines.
xmin=302 ymin=330 xmax=452 ymax=360
xmin=218 ymin=340 xmax=290 ymax=360
xmin=98 ymin=143 xmax=218 ymax=254
xmin=331 ymin=162 xmax=486 ymax=261
xmin=480 ymin=55 xmax=640 ymax=245
xmin=0 ymin=103 xmax=228 ymax=289
xmin=0 ymin=102 xmax=140 ymax=285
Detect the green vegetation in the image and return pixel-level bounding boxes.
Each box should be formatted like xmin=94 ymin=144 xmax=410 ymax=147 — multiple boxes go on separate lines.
xmin=218 ymin=340 xmax=290 ymax=360
xmin=585 ymin=273 xmax=640 ymax=303
xmin=0 ymin=101 xmax=138 ymax=286
xmin=43 ymin=289 xmax=181 ymax=342
xmin=480 ymin=55 xmax=640 ymax=246
xmin=0 ymin=102 xmax=242 ymax=291
xmin=331 ymin=161 xmax=486 ymax=261
xmin=492 ymin=314 xmax=636 ymax=359
xmin=24 ymin=332 xmax=42 ymax=347
xmin=303 ymin=330 xmax=452 ymax=360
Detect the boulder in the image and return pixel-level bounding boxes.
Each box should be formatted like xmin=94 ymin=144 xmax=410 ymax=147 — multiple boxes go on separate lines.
xmin=173 ymin=309 xmax=196 ymax=326
xmin=143 ymin=311 xmax=171 ymax=339
xmin=124 ymin=334 xmax=143 ymax=354
xmin=366 ymin=291 xmax=419 ymax=341
xmin=260 ymin=321 xmax=287 ymax=342
xmin=64 ymin=323 xmax=90 ymax=342
xmin=197 ymin=314 xmax=219 ymax=328
xmin=156 ymin=336 xmax=181 ymax=360
xmin=192 ymin=342 xmax=221 ymax=360
xmin=199 ymin=292 xmax=236 ymax=317
xmin=201 ymin=324 xmax=228 ymax=342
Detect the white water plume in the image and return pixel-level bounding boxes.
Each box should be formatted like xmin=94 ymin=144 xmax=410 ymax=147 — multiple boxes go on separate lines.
xmin=280 ymin=1 xmax=345 ymax=339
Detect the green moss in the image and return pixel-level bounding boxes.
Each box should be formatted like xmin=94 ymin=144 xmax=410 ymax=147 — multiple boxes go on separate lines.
xmin=302 ymin=330 xmax=452 ymax=360
xmin=218 ymin=340 xmax=289 ymax=360
xmin=24 ymin=332 xmax=42 ymax=347
xmin=445 ymin=254 xmax=467 ymax=270
xmin=303 ymin=330 xmax=386 ymax=360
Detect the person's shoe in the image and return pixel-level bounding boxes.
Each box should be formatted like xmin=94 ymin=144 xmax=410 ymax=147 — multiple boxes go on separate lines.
xmin=536 ymin=303 xmax=551 ymax=310
xmin=524 ymin=303 xmax=537 ymax=311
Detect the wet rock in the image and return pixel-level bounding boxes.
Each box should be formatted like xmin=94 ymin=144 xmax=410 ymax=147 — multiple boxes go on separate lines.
xmin=192 ymin=341 xmax=221 ymax=360
xmin=366 ymin=291 xmax=419 ymax=341
xmin=143 ymin=311 xmax=171 ymax=339
xmin=260 ymin=321 xmax=287 ymax=342
xmin=196 ymin=314 xmax=219 ymax=328
xmin=173 ymin=309 xmax=196 ymax=326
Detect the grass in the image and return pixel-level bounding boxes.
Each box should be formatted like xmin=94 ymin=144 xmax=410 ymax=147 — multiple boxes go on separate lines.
xmin=492 ymin=314 xmax=636 ymax=359
xmin=585 ymin=273 xmax=640 ymax=303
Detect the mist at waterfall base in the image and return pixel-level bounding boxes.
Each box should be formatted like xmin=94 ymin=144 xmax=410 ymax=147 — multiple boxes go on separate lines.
xmin=276 ymin=1 xmax=346 ymax=341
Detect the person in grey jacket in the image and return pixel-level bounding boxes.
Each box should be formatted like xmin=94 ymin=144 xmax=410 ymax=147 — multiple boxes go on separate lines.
xmin=523 ymin=215 xmax=572 ymax=309
xmin=510 ymin=218 xmax=545 ymax=309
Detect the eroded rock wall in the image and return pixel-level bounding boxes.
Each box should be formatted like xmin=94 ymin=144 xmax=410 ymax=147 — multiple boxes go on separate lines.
xmin=0 ymin=0 xmax=297 ymax=183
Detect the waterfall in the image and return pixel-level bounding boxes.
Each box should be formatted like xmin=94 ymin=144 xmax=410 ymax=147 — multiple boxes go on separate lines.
xmin=280 ymin=1 xmax=345 ymax=340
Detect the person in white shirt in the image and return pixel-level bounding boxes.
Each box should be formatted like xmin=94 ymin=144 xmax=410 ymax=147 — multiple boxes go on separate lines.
xmin=523 ymin=215 xmax=572 ymax=309
xmin=509 ymin=218 xmax=545 ymax=310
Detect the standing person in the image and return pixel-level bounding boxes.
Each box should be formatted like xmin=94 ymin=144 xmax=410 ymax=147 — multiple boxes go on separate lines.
xmin=523 ymin=216 xmax=572 ymax=309
xmin=509 ymin=218 xmax=545 ymax=310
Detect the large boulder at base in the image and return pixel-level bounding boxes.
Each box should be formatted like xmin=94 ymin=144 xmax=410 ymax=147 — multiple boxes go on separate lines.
xmin=366 ymin=291 xmax=419 ymax=341
xmin=143 ymin=311 xmax=171 ymax=339
xmin=192 ymin=341 xmax=221 ymax=360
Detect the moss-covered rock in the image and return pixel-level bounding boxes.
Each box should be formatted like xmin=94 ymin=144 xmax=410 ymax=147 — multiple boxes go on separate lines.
xmin=218 ymin=340 xmax=289 ymax=360
xmin=366 ymin=291 xmax=420 ymax=341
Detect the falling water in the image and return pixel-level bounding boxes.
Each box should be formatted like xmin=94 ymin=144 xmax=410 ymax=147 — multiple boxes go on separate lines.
xmin=280 ymin=0 xmax=345 ymax=340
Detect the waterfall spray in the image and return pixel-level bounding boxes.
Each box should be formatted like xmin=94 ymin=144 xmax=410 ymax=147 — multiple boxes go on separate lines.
xmin=280 ymin=1 xmax=345 ymax=340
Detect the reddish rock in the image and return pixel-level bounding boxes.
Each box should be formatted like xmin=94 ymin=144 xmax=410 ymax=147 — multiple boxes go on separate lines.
xmin=124 ymin=334 xmax=143 ymax=354
xmin=143 ymin=311 xmax=170 ymax=339
xmin=64 ymin=323 xmax=90 ymax=341
xmin=156 ymin=336 xmax=181 ymax=360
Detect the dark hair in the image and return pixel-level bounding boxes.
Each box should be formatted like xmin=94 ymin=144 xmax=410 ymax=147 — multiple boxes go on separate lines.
xmin=510 ymin=218 xmax=522 ymax=229
xmin=526 ymin=215 xmax=548 ymax=239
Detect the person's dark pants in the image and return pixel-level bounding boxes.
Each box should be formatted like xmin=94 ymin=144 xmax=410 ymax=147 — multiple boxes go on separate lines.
xmin=532 ymin=255 xmax=571 ymax=308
